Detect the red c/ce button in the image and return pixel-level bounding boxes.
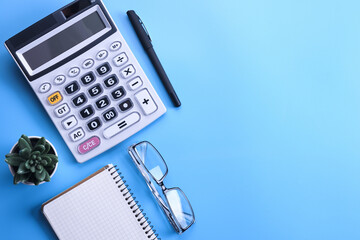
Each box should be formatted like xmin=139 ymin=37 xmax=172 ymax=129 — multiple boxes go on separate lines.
xmin=78 ymin=136 xmax=100 ymax=154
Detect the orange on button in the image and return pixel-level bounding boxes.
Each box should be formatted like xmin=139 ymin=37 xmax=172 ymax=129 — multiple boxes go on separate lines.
xmin=48 ymin=92 xmax=62 ymax=105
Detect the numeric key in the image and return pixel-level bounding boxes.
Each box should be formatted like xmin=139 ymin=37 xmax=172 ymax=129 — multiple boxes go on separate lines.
xmin=65 ymin=81 xmax=80 ymax=95
xmin=111 ymin=86 xmax=126 ymax=100
xmin=79 ymin=105 xmax=94 ymax=119
xmin=81 ymin=72 xmax=95 ymax=85
xmin=96 ymin=63 xmax=111 ymax=76
xmin=88 ymin=84 xmax=103 ymax=98
xmin=104 ymin=75 xmax=119 ymax=88
xmin=95 ymin=96 xmax=110 ymax=109
xmin=87 ymin=118 xmax=102 ymax=131
xmin=72 ymin=93 xmax=87 ymax=107
xmin=103 ymin=108 xmax=117 ymax=122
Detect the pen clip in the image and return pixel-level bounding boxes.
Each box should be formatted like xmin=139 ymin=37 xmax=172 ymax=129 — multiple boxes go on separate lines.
xmin=138 ymin=18 xmax=152 ymax=42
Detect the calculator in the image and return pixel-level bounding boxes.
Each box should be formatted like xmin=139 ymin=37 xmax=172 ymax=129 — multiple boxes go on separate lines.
xmin=5 ymin=0 xmax=166 ymax=163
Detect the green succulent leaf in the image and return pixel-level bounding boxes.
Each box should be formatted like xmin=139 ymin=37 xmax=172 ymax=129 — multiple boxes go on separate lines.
xmin=5 ymin=153 xmax=20 ymax=158
xmin=43 ymin=154 xmax=58 ymax=164
xmin=33 ymin=144 xmax=45 ymax=154
xmin=43 ymin=143 xmax=51 ymax=155
xmin=35 ymin=168 xmax=46 ymax=182
xmin=44 ymin=170 xmax=51 ymax=182
xmin=30 ymin=166 xmax=36 ymax=173
xmin=18 ymin=137 xmax=31 ymax=151
xmin=19 ymin=147 xmax=31 ymax=159
xmin=33 ymin=178 xmax=41 ymax=186
xmin=34 ymin=137 xmax=46 ymax=149
xmin=21 ymin=135 xmax=32 ymax=147
xmin=30 ymin=151 xmax=41 ymax=157
xmin=25 ymin=160 xmax=31 ymax=169
xmin=5 ymin=156 xmax=25 ymax=167
xmin=13 ymin=173 xmax=22 ymax=184
xmin=14 ymin=172 xmax=31 ymax=184
xmin=17 ymin=162 xmax=30 ymax=174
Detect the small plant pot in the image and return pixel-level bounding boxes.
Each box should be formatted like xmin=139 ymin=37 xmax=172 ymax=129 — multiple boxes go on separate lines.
xmin=7 ymin=136 xmax=58 ymax=185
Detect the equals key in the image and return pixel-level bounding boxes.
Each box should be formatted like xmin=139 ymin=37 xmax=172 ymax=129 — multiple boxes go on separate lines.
xmin=128 ymin=77 xmax=143 ymax=91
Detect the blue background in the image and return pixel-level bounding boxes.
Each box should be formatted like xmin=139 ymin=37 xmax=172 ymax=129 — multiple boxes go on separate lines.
xmin=1 ymin=0 xmax=360 ymax=239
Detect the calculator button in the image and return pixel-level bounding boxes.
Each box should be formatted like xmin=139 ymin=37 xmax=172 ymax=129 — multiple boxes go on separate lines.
xmin=128 ymin=77 xmax=143 ymax=91
xmin=81 ymin=72 xmax=96 ymax=85
xmin=54 ymin=75 xmax=66 ymax=85
xmin=120 ymin=65 xmax=136 ymax=79
xmin=47 ymin=92 xmax=62 ymax=105
xmin=62 ymin=115 xmax=78 ymax=130
xmin=135 ymin=89 xmax=158 ymax=115
xmin=82 ymin=59 xmax=94 ymax=69
xmin=78 ymin=136 xmax=100 ymax=154
xmin=119 ymin=98 xmax=133 ymax=112
xmin=103 ymin=112 xmax=141 ymax=139
xmin=68 ymin=67 xmax=80 ymax=77
xmin=88 ymin=84 xmax=103 ymax=98
xmin=39 ymin=83 xmax=51 ymax=93
xmin=79 ymin=105 xmax=94 ymax=119
xmin=64 ymin=81 xmax=80 ymax=95
xmin=113 ymin=53 xmax=128 ymax=67
xmin=111 ymin=86 xmax=126 ymax=100
xmin=110 ymin=41 xmax=121 ymax=51
xmin=95 ymin=96 xmax=110 ymax=109
xmin=104 ymin=75 xmax=119 ymax=88
xmin=96 ymin=63 xmax=111 ymax=76
xmin=72 ymin=93 xmax=87 ymax=107
xmin=87 ymin=118 xmax=102 ymax=131
xmin=54 ymin=103 xmax=70 ymax=118
xmin=102 ymin=108 xmax=117 ymax=122
xmin=69 ymin=128 xmax=85 ymax=142
xmin=96 ymin=50 xmax=108 ymax=60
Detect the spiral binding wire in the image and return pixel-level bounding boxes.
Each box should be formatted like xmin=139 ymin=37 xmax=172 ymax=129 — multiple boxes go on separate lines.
xmin=108 ymin=165 xmax=161 ymax=240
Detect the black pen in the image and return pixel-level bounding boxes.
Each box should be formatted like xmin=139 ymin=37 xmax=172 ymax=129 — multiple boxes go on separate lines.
xmin=127 ymin=10 xmax=181 ymax=107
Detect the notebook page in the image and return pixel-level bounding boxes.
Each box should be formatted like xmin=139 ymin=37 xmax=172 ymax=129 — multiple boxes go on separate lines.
xmin=43 ymin=164 xmax=155 ymax=240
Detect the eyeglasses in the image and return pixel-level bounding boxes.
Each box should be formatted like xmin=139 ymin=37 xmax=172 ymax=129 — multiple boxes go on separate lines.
xmin=128 ymin=141 xmax=195 ymax=234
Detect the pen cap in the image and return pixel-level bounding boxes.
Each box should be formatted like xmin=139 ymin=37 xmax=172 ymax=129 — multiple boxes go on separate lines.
xmin=127 ymin=10 xmax=153 ymax=50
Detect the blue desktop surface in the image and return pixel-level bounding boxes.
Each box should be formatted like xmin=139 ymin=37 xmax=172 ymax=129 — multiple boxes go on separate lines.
xmin=1 ymin=0 xmax=360 ymax=239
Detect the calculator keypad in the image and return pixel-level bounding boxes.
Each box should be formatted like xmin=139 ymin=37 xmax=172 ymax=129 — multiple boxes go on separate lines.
xmin=65 ymin=82 xmax=80 ymax=95
xmin=88 ymin=84 xmax=103 ymax=98
xmin=119 ymin=98 xmax=133 ymax=112
xmin=55 ymin=103 xmax=70 ymax=118
xmin=72 ymin=94 xmax=87 ymax=107
xmin=48 ymin=92 xmax=62 ymax=105
xmin=68 ymin=67 xmax=80 ymax=77
xmin=37 ymin=38 xmax=165 ymax=162
xmin=96 ymin=63 xmax=111 ymax=76
xmin=54 ymin=75 xmax=66 ymax=85
xmin=113 ymin=53 xmax=128 ymax=67
xmin=62 ymin=115 xmax=78 ymax=130
xmin=111 ymin=86 xmax=126 ymax=100
xmin=95 ymin=96 xmax=110 ymax=109
xmin=104 ymin=75 xmax=118 ymax=88
xmin=120 ymin=65 xmax=135 ymax=79
xmin=39 ymin=83 xmax=51 ymax=93
xmin=81 ymin=72 xmax=96 ymax=85
xmin=103 ymin=108 xmax=117 ymax=122
xmin=87 ymin=118 xmax=102 ymax=131
xmin=80 ymin=105 xmax=94 ymax=119
xmin=70 ymin=128 xmax=85 ymax=142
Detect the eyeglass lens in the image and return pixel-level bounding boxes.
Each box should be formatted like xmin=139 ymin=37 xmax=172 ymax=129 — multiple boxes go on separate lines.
xmin=166 ymin=188 xmax=195 ymax=230
xmin=134 ymin=142 xmax=167 ymax=182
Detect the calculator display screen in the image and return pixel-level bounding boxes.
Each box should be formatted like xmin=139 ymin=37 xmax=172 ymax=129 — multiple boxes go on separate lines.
xmin=22 ymin=12 xmax=106 ymax=71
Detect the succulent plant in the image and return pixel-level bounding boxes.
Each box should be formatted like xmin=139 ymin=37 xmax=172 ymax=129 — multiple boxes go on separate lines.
xmin=5 ymin=135 xmax=58 ymax=185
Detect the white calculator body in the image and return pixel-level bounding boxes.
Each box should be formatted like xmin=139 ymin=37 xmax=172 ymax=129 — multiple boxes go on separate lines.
xmin=5 ymin=0 xmax=166 ymax=163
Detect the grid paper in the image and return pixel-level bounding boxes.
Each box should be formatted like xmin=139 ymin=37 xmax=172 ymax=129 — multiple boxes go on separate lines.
xmin=43 ymin=164 xmax=157 ymax=240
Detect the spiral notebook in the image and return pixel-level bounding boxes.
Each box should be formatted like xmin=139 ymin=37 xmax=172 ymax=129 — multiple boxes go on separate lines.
xmin=42 ymin=164 xmax=159 ymax=240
